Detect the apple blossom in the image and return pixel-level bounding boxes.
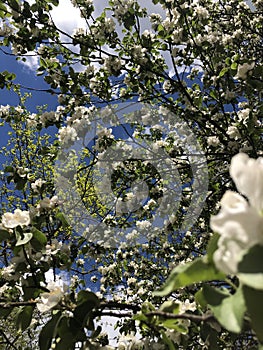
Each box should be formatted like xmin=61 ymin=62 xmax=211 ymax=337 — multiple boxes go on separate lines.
xmin=37 ymin=281 xmax=67 ymax=313
xmin=230 ymin=153 xmax=263 ymax=212
xmin=31 ymin=178 xmax=46 ymax=192
xmin=211 ymin=154 xmax=263 ymax=274
xmin=235 ymin=62 xmax=255 ymax=80
xmin=2 ymin=209 xmax=31 ymax=229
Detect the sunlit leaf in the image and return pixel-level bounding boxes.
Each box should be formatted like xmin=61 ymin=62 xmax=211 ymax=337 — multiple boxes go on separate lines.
xmin=154 ymin=258 xmax=225 ymax=296
xmin=202 ymin=285 xmax=246 ymax=333
xmin=238 ymin=245 xmax=263 ymax=290
xmin=16 ymin=306 xmax=33 ymax=332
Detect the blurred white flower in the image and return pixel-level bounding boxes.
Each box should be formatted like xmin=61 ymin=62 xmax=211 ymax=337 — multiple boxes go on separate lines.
xmin=210 ymin=154 xmax=263 ymax=274
xmin=237 ymin=108 xmax=250 ymax=123
xmin=211 ymin=191 xmax=263 ymax=274
xmin=207 ymin=136 xmax=220 ymax=147
xmin=136 ymin=220 xmax=151 ymax=230
xmin=0 ymin=104 xmax=10 ymax=118
xmin=38 ymin=196 xmax=60 ymax=211
xmin=235 ymin=62 xmax=254 ymax=80
xmin=58 ymin=125 xmax=78 ymax=144
xmin=180 ymin=299 xmax=196 ymax=313
xmin=37 ymin=281 xmax=66 ymax=313
xmin=2 ymin=209 xmax=30 ymax=229
xmin=38 ymin=197 xmax=51 ymax=209
xmin=230 ymin=153 xmax=263 ymax=212
xmin=31 ymin=178 xmax=46 ymax=192
xmin=226 ymin=126 xmax=240 ymax=139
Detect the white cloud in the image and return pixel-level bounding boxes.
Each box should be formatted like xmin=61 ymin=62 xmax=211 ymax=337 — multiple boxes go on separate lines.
xmin=17 ymin=0 xmax=165 ymax=71
xmin=18 ymin=51 xmax=39 ymax=71
xmin=49 ymin=0 xmax=87 ymax=37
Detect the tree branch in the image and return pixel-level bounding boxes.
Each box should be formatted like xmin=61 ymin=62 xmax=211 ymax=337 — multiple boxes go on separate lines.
xmin=145 ymin=311 xmax=214 ymax=323
xmin=0 ymin=301 xmax=37 ymax=309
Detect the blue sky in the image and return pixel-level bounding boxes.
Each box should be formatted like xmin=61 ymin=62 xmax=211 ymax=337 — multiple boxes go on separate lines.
xmin=0 ymin=46 xmax=58 ymax=165
xmin=0 ymin=48 xmax=58 ymax=111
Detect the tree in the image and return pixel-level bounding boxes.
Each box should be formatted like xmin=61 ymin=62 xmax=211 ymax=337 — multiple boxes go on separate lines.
xmin=0 ymin=0 xmax=262 ymax=349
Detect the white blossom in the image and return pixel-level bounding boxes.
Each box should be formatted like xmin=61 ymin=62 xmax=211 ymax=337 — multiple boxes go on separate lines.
xmin=0 ymin=104 xmax=10 ymax=117
xmin=58 ymin=125 xmax=78 ymax=144
xmin=40 ymin=111 xmax=59 ymax=125
xmin=37 ymin=196 xmax=60 ymax=211
xmin=230 ymin=153 xmax=263 ymax=211
xmin=235 ymin=62 xmax=255 ymax=80
xmin=195 ymin=6 xmax=209 ymax=19
xmin=226 ymin=125 xmax=241 ymax=139
xmin=211 ymin=154 xmax=263 ymax=274
xmin=136 ymin=220 xmax=151 ymax=230
xmin=37 ymin=281 xmax=66 ymax=313
xmin=31 ymin=178 xmax=46 ymax=192
xmin=16 ymin=166 xmax=29 ymax=178
xmin=26 ymin=113 xmax=38 ymax=127
xmin=2 ymin=209 xmax=30 ymax=229
xmin=207 ymin=136 xmax=220 ymax=147
xmin=237 ymin=108 xmax=250 ymax=122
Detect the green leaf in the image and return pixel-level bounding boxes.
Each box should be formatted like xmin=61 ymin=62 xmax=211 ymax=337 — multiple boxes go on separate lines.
xmin=154 ymin=258 xmax=225 ymax=296
xmin=141 ymin=301 xmax=155 ymax=314
xmin=219 ymin=67 xmax=229 ymax=77
xmin=202 ymin=284 xmax=229 ymax=305
xmin=15 ymin=178 xmax=27 ymax=190
xmin=0 ymin=307 xmax=12 ymax=318
xmin=39 ymin=311 xmax=62 ymax=350
xmin=243 ymin=285 xmax=263 ymax=342
xmin=31 ymin=227 xmax=47 ymax=250
xmin=15 ymin=231 xmax=33 ymax=246
xmin=209 ymin=90 xmax=218 ymax=100
xmin=77 ymin=290 xmax=99 ymax=306
xmin=206 ymin=233 xmax=220 ymax=264
xmin=159 ymin=301 xmax=180 ymax=314
xmin=238 ymin=245 xmax=263 ymax=289
xmin=56 ymin=212 xmax=70 ymax=229
xmin=161 ymin=330 xmax=176 ymax=350
xmin=0 ymin=3 xmax=7 ymax=14
xmin=202 ymin=284 xmax=246 ymax=333
xmin=231 ymin=62 xmax=238 ymax=70
xmin=195 ymin=289 xmax=208 ymax=309
xmin=16 ymin=306 xmax=33 ymax=331
xmin=0 ymin=229 xmax=10 ymax=242
xmin=4 ymin=166 xmax=14 ymax=173
xmin=8 ymin=0 xmax=20 ymax=11
xmin=91 ymin=325 xmax=102 ymax=339
xmin=123 ymin=14 xmax=136 ymax=29
xmin=200 ymin=323 xmax=220 ymax=350
xmin=73 ymin=291 xmax=100 ymax=327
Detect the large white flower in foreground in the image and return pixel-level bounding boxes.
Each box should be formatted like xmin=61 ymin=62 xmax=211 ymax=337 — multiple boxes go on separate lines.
xmin=2 ymin=209 xmax=31 ymax=229
xmin=211 ymin=191 xmax=263 ymax=274
xmin=210 ymin=153 xmax=263 ymax=274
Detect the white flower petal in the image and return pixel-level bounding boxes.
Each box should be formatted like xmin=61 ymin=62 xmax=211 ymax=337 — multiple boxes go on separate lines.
xmin=210 ymin=191 xmax=263 ymax=244
xmin=213 ymin=239 xmax=244 ymax=274
xmin=230 ymin=153 xmax=263 ymax=212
